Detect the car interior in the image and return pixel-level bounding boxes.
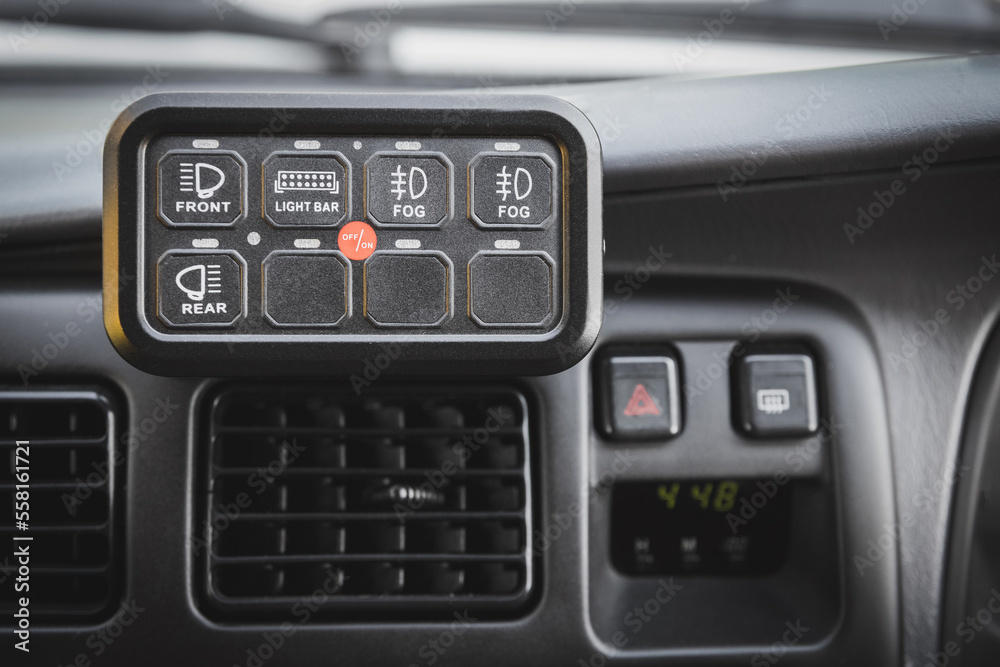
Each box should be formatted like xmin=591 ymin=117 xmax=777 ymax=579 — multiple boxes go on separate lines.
xmin=2 ymin=0 xmax=1000 ymax=665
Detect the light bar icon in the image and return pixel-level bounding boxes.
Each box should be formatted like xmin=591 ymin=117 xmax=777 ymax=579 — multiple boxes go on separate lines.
xmin=274 ymin=170 xmax=339 ymax=194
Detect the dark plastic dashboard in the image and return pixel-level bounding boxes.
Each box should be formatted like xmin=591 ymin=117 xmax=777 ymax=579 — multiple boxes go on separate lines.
xmin=3 ymin=53 xmax=1000 ymax=666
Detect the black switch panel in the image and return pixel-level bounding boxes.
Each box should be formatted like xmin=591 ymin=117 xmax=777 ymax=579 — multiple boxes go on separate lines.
xmin=103 ymin=93 xmax=602 ymax=376
xmin=736 ymin=353 xmax=819 ymax=437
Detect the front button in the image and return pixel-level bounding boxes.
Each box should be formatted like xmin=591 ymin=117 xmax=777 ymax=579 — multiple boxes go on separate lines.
xmin=365 ymin=153 xmax=451 ymax=226
xmin=263 ymin=251 xmax=350 ymax=327
xmin=736 ymin=353 xmax=819 ymax=437
xmin=262 ymin=152 xmax=349 ymax=227
xmin=470 ymin=154 xmax=555 ymax=228
xmin=599 ymin=353 xmax=682 ymax=440
xmin=157 ymin=252 xmax=244 ymax=327
xmin=158 ymin=151 xmax=244 ymax=226
xmin=364 ymin=251 xmax=452 ymax=326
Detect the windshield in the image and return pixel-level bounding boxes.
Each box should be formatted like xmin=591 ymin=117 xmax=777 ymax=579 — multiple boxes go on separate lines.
xmin=0 ymin=0 xmax=996 ymax=80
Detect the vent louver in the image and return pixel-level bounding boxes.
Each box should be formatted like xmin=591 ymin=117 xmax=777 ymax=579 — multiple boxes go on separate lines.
xmin=0 ymin=389 xmax=120 ymax=621
xmin=201 ymin=385 xmax=534 ymax=619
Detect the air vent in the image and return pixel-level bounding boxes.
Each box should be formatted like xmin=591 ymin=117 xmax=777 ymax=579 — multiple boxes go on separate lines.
xmin=0 ymin=389 xmax=121 ymax=622
xmin=200 ymin=385 xmax=533 ymax=619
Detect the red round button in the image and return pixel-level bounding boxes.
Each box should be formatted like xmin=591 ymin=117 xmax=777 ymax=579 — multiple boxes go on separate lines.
xmin=338 ymin=220 xmax=377 ymax=261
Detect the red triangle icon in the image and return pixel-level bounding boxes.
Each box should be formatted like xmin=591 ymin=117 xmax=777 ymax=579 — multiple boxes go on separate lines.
xmin=623 ymin=383 xmax=661 ymax=416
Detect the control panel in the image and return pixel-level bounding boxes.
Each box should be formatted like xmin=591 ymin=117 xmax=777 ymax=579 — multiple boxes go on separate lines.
xmin=103 ymin=93 xmax=602 ymax=376
xmin=596 ymin=344 xmax=818 ymax=577
xmin=610 ymin=479 xmax=794 ymax=575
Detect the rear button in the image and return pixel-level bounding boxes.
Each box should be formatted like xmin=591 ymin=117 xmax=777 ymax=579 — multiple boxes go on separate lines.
xmin=157 ymin=251 xmax=244 ymax=327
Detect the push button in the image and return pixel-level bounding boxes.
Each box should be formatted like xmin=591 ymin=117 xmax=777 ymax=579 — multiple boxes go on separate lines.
xmin=337 ymin=220 xmax=377 ymax=261
xmin=262 ymin=152 xmax=349 ymax=227
xmin=364 ymin=251 xmax=452 ymax=327
xmin=468 ymin=252 xmax=553 ymax=327
xmin=263 ymin=251 xmax=350 ymax=327
xmin=470 ymin=154 xmax=555 ymax=227
xmin=158 ymin=151 xmax=244 ymax=226
xmin=157 ymin=252 xmax=244 ymax=327
xmin=599 ymin=353 xmax=681 ymax=440
xmin=365 ymin=154 xmax=451 ymax=226
xmin=736 ymin=353 xmax=819 ymax=437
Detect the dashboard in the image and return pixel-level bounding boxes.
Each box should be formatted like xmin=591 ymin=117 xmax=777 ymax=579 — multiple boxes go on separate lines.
xmin=2 ymin=48 xmax=1000 ymax=667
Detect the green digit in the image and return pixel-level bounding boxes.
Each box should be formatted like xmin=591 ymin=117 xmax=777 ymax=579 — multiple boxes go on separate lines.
xmin=713 ymin=481 xmax=740 ymax=512
xmin=690 ymin=483 xmax=714 ymax=509
xmin=657 ymin=483 xmax=680 ymax=509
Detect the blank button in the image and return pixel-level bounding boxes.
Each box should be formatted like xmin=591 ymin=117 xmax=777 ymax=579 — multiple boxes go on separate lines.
xmin=263 ymin=251 xmax=349 ymax=326
xmin=364 ymin=251 xmax=452 ymax=327
xmin=469 ymin=252 xmax=554 ymax=327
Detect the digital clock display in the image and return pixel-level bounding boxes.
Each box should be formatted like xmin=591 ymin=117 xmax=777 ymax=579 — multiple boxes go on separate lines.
xmin=610 ymin=479 xmax=793 ymax=575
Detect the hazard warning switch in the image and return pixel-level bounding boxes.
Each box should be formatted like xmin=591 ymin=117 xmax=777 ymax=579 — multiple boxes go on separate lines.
xmin=598 ymin=353 xmax=681 ymax=440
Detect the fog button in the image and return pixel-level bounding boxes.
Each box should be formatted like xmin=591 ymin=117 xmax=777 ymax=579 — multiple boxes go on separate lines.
xmin=470 ymin=154 xmax=555 ymax=228
xmin=365 ymin=154 xmax=451 ymax=226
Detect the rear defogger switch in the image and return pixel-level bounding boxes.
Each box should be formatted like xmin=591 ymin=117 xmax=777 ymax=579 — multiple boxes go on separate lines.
xmin=103 ymin=92 xmax=602 ymax=376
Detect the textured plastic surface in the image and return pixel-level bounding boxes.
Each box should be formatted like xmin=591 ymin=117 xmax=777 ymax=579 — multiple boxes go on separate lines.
xmin=942 ymin=321 xmax=1000 ymax=666
xmin=103 ymin=92 xmax=603 ymax=377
